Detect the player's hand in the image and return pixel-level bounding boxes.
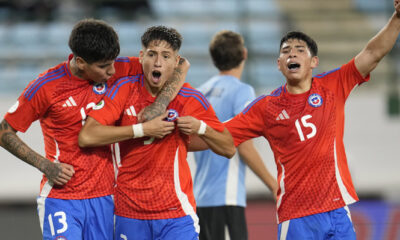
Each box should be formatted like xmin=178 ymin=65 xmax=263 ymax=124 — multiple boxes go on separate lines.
xmin=395 ymin=0 xmax=400 ymax=17
xmin=43 ymin=161 xmax=75 ymax=186
xmin=142 ymin=111 xmax=175 ymax=139
xmin=177 ymin=57 xmax=190 ymax=74
xmin=176 ymin=116 xmax=201 ymax=135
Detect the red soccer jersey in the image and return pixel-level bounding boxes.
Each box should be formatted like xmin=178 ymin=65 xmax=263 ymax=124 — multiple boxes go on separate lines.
xmin=89 ymin=81 xmax=224 ymax=220
xmin=225 ymin=59 xmax=369 ymax=223
xmin=4 ymin=55 xmax=142 ymax=199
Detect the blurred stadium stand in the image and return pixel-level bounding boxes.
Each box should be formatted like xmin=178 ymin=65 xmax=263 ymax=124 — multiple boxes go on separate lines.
xmin=0 ymin=0 xmax=285 ymax=92
xmin=0 ymin=0 xmax=399 ymax=93
xmin=0 ymin=0 xmax=399 ymax=239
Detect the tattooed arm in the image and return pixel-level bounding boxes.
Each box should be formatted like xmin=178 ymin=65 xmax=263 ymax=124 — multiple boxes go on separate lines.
xmin=138 ymin=57 xmax=190 ymax=122
xmin=0 ymin=119 xmax=74 ymax=185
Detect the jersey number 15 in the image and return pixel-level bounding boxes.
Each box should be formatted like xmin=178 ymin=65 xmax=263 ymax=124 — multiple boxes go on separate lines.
xmin=295 ymin=115 xmax=317 ymax=142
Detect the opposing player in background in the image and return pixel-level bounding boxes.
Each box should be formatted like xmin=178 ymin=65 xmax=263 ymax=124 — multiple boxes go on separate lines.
xmin=0 ymin=19 xmax=185 ymax=239
xmin=193 ymin=30 xmax=278 ymax=240
xmin=78 ymin=25 xmax=235 ymax=240
xmin=225 ymin=0 xmax=400 ymax=238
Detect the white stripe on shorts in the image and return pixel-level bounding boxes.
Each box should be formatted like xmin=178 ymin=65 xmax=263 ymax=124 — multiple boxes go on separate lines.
xmin=280 ymin=220 xmax=290 ymax=240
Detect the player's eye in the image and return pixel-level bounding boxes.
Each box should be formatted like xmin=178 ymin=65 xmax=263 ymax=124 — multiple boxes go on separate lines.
xmin=98 ymin=64 xmax=109 ymax=69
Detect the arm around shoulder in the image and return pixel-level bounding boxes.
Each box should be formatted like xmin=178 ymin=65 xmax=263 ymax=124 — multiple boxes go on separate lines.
xmin=138 ymin=58 xmax=190 ymax=122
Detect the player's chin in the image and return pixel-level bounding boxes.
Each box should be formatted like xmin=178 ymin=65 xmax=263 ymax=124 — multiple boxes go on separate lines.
xmin=150 ymin=79 xmax=164 ymax=88
xmin=94 ymin=78 xmax=109 ymax=84
xmin=103 ymin=76 xmax=112 ymax=82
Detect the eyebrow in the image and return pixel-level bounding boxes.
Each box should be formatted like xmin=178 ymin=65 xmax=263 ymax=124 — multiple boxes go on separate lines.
xmin=147 ymin=49 xmax=174 ymax=55
xmin=97 ymin=62 xmax=113 ymax=67
xmin=281 ymin=45 xmax=306 ymax=51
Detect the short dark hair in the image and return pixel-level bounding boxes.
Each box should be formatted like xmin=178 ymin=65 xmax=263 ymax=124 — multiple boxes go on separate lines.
xmin=209 ymin=30 xmax=245 ymax=71
xmin=141 ymin=25 xmax=182 ymax=51
xmin=279 ymin=31 xmax=318 ymax=57
xmin=68 ymin=19 xmax=120 ymax=64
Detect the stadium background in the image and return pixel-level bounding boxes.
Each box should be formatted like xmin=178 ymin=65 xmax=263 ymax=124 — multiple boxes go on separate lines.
xmin=0 ymin=0 xmax=399 ymax=239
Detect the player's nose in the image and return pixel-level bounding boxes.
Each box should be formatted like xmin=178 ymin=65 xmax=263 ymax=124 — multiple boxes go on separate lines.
xmin=107 ymin=64 xmax=116 ymax=76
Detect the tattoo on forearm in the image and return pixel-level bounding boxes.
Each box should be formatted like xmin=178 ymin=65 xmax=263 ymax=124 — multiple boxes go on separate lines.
xmin=2 ymin=132 xmax=41 ymax=167
xmin=39 ymin=160 xmax=61 ymax=181
xmin=1 ymin=131 xmax=60 ymax=180
xmin=0 ymin=120 xmax=10 ymax=131
xmin=142 ymin=101 xmax=167 ymax=121
xmin=142 ymin=67 xmax=183 ymax=121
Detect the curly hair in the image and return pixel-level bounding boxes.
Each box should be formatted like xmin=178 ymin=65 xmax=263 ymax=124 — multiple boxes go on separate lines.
xmin=141 ymin=25 xmax=182 ymax=51
xmin=69 ymin=18 xmax=120 ymax=64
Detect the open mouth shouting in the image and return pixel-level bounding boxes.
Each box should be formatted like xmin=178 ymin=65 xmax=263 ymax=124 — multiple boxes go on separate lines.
xmin=287 ymin=62 xmax=301 ymax=72
xmin=151 ymin=70 xmax=162 ymax=84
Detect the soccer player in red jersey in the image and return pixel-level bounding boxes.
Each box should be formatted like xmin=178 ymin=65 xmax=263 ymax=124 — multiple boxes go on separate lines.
xmin=78 ymin=25 xmax=236 ymax=240
xmin=224 ymin=1 xmax=400 ymax=238
xmin=0 ymin=19 xmax=185 ymax=240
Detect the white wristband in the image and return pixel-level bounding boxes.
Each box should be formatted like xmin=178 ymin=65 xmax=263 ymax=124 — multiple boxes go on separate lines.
xmin=132 ymin=123 xmax=144 ymax=138
xmin=198 ymin=120 xmax=207 ymax=135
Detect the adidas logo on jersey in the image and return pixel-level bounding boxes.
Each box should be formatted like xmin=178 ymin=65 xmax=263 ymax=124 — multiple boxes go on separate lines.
xmin=125 ymin=106 xmax=137 ymax=116
xmin=276 ymin=109 xmax=290 ymax=120
xmin=62 ymin=96 xmax=77 ymax=107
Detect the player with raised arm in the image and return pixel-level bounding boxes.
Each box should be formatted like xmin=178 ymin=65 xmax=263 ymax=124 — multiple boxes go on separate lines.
xmin=78 ymin=25 xmax=235 ymax=240
xmin=225 ymin=1 xmax=400 ymax=238
xmin=0 ymin=19 xmax=186 ymax=240
xmin=193 ymin=30 xmax=278 ymax=240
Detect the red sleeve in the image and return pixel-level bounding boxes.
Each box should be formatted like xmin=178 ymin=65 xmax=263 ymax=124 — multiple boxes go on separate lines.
xmin=341 ymin=58 xmax=370 ymax=98
xmin=112 ymin=56 xmax=143 ymax=80
xmin=89 ymin=76 xmax=136 ymax=125
xmin=97 ymin=57 xmax=142 ymax=124
xmin=319 ymin=58 xmax=370 ymax=101
xmin=225 ymin=95 xmax=267 ymax=147
xmin=4 ymin=77 xmax=51 ymax=132
xmin=180 ymin=86 xmax=224 ymax=132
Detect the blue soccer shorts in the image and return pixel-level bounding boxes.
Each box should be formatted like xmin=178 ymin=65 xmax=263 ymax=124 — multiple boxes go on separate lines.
xmin=115 ymin=214 xmax=199 ymax=240
xmin=278 ymin=206 xmax=356 ymax=240
xmin=37 ymin=195 xmax=114 ymax=240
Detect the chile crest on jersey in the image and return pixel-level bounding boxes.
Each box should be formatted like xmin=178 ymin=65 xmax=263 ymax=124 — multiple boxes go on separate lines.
xmin=165 ymin=109 xmax=179 ymax=122
xmin=308 ymin=93 xmax=323 ymax=107
xmin=93 ymin=83 xmax=107 ymax=95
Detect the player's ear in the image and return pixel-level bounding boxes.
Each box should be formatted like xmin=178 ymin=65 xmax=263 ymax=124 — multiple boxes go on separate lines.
xmin=311 ymin=56 xmax=319 ymax=69
xmin=243 ymin=47 xmax=248 ymax=61
xmin=277 ymin=58 xmax=282 ymax=72
xmin=139 ymin=50 xmax=144 ymax=64
xmin=75 ymin=56 xmax=87 ymax=70
xmin=175 ymin=55 xmax=181 ymax=67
